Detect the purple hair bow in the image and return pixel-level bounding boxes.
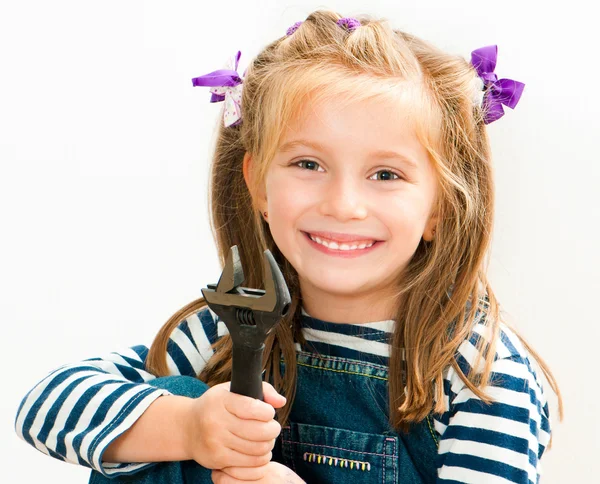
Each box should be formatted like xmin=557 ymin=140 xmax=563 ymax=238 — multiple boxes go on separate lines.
xmin=191 ymin=51 xmax=244 ymax=127
xmin=471 ymin=45 xmax=525 ymax=124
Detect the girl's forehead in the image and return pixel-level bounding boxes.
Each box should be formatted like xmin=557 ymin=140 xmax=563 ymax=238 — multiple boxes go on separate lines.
xmin=279 ymin=93 xmax=431 ymax=155
xmin=286 ymin=85 xmax=434 ymax=137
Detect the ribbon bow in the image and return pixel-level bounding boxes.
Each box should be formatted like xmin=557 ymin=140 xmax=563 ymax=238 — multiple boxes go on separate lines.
xmin=471 ymin=45 xmax=525 ymax=124
xmin=192 ymin=51 xmax=244 ymax=127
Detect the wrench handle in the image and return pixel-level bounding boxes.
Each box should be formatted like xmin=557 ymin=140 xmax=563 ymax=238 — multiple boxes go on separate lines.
xmin=230 ymin=344 xmax=265 ymax=400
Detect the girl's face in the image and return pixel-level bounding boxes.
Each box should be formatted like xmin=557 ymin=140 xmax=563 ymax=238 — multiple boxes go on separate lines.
xmin=244 ymin=94 xmax=439 ymax=323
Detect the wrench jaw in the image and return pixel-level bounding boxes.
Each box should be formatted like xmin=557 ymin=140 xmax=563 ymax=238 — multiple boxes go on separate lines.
xmin=201 ymin=245 xmax=291 ymax=338
xmin=200 ymin=245 xmax=292 ymax=400
xmin=261 ymin=247 xmax=292 ymax=320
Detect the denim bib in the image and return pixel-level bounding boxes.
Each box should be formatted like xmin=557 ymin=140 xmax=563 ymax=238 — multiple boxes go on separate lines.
xmin=271 ymin=350 xmax=439 ymax=483
xmin=89 ymin=350 xmax=438 ymax=483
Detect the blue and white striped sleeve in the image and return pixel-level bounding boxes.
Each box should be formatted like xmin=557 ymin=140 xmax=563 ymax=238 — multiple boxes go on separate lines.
xmin=14 ymin=305 xmax=228 ymax=478
xmin=433 ymin=321 xmax=552 ymax=484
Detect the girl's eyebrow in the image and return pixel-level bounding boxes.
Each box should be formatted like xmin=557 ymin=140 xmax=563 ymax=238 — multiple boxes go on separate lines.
xmin=278 ymin=138 xmax=419 ymax=170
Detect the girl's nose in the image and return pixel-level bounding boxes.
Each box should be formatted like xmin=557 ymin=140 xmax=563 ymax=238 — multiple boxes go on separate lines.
xmin=318 ymin=175 xmax=368 ymax=221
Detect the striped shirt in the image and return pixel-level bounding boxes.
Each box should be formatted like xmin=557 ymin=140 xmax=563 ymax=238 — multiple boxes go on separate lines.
xmin=15 ymin=301 xmax=551 ymax=483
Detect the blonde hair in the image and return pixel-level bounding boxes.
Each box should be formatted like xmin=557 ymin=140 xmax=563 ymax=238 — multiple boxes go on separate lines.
xmin=147 ymin=9 xmax=563 ymax=442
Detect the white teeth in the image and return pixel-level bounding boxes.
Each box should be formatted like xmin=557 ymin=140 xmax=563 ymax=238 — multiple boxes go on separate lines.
xmin=308 ymin=234 xmax=375 ymax=250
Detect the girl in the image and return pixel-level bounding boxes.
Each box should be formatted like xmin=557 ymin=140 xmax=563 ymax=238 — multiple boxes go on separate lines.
xmin=15 ymin=10 xmax=563 ymax=484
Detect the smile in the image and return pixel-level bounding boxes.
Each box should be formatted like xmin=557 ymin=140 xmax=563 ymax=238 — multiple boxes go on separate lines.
xmin=307 ymin=233 xmax=375 ymax=250
xmin=302 ymin=232 xmax=382 ymax=258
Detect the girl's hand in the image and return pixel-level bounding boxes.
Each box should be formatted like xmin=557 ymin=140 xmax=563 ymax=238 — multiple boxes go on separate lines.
xmin=183 ymin=381 xmax=286 ymax=470
xmin=212 ymin=461 xmax=306 ymax=483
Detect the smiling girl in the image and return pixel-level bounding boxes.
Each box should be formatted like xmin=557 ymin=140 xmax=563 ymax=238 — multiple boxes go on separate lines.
xmin=15 ymin=10 xmax=563 ymax=484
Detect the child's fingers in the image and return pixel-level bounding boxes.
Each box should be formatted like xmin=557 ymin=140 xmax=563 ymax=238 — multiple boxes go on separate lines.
xmin=229 ymin=418 xmax=281 ymax=442
xmin=226 ymin=431 xmax=275 ymax=456
xmin=218 ymin=464 xmax=269 ymax=481
xmin=222 ymin=448 xmax=272 ymax=469
xmin=262 ymin=382 xmax=287 ymax=409
xmin=224 ymin=393 xmax=275 ymax=422
xmin=211 ymin=469 xmax=242 ymax=484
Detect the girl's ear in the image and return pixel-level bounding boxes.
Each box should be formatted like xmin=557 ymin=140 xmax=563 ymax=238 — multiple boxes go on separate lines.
xmin=242 ymin=151 xmax=253 ymax=190
xmin=423 ymin=215 xmax=439 ymax=241
xmin=243 ymin=152 xmax=267 ymax=210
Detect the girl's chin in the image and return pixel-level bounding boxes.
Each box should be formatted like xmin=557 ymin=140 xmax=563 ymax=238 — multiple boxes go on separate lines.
xmin=300 ymin=273 xmax=376 ymax=294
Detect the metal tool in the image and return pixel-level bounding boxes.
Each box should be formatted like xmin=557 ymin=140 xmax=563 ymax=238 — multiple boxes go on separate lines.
xmin=201 ymin=245 xmax=291 ymax=400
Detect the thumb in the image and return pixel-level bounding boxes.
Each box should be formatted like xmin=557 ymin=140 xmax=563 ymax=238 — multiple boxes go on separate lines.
xmin=262 ymin=381 xmax=287 ymax=409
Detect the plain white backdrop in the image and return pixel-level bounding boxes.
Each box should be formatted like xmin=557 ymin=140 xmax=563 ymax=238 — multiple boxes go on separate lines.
xmin=1 ymin=1 xmax=598 ymax=482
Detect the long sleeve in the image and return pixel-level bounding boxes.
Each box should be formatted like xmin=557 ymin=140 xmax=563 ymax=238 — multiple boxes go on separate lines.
xmin=14 ymin=305 xmax=228 ymax=478
xmin=433 ymin=319 xmax=551 ymax=483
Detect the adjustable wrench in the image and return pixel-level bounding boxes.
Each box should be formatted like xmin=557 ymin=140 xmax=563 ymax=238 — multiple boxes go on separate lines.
xmin=201 ymin=245 xmax=291 ymax=400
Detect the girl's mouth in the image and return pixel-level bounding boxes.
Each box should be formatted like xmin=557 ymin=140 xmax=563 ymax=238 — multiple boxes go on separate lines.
xmin=302 ymin=231 xmax=382 ymax=258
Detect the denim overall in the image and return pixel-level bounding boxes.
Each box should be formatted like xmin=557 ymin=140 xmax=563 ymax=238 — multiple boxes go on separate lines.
xmin=89 ymin=349 xmax=439 ymax=483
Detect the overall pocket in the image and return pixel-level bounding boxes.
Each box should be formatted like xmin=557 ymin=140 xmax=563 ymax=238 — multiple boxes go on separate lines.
xmin=280 ymin=422 xmax=399 ymax=484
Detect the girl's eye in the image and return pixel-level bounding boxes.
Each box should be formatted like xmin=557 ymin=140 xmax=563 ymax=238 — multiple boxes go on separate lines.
xmin=294 ymin=159 xmax=323 ymax=172
xmin=293 ymin=159 xmax=402 ymax=181
xmin=369 ymin=170 xmax=401 ymax=181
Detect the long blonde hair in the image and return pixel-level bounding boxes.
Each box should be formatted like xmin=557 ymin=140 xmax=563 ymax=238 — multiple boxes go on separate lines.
xmin=146 ymin=9 xmax=563 ymax=442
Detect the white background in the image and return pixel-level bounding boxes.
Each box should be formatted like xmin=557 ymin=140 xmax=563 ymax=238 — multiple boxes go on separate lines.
xmin=1 ymin=1 xmax=598 ymax=482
